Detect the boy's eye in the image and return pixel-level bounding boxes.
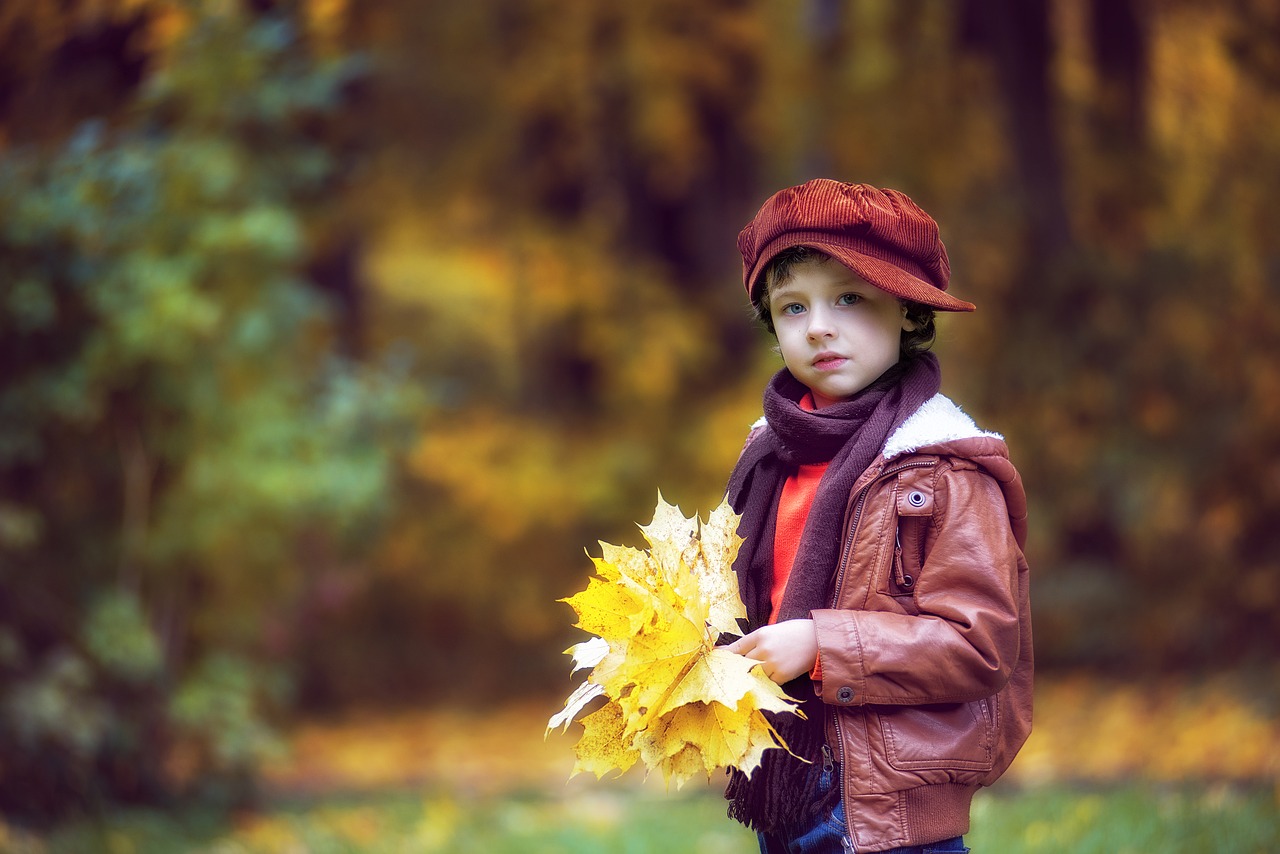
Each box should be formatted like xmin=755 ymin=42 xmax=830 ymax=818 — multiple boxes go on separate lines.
xmin=837 ymin=293 xmax=863 ymax=306
xmin=780 ymin=303 xmax=805 ymax=315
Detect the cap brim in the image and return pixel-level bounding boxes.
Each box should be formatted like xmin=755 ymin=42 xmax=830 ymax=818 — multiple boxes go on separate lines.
xmin=823 ymin=244 xmax=975 ymax=312
xmin=748 ymin=241 xmax=976 ymax=313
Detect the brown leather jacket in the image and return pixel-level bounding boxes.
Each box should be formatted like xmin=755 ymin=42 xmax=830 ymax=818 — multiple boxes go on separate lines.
xmin=810 ymin=394 xmax=1033 ymax=851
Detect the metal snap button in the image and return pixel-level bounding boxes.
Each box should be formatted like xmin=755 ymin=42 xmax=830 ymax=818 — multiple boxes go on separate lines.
xmin=836 ymin=686 xmax=855 ymax=704
xmin=907 ymin=491 xmax=926 ymax=508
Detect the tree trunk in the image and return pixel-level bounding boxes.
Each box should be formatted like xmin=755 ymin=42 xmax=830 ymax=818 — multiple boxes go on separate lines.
xmin=968 ymin=0 xmax=1074 ymax=266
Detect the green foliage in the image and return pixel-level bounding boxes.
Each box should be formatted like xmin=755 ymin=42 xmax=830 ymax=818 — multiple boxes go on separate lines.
xmin=171 ymin=654 xmax=286 ymax=771
xmin=2 ymin=652 xmax=110 ymax=757
xmin=83 ymin=590 xmax=163 ymax=683
xmin=0 ymin=3 xmax=418 ymax=819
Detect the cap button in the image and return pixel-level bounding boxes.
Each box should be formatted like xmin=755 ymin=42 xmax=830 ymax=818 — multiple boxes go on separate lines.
xmin=836 ymin=686 xmax=855 ymax=704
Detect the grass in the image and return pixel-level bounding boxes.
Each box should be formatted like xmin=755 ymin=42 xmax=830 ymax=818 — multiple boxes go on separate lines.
xmin=5 ymin=675 xmax=1279 ymax=853
xmin=6 ymin=780 xmax=1277 ymax=854
xmin=968 ymin=782 xmax=1279 ymax=853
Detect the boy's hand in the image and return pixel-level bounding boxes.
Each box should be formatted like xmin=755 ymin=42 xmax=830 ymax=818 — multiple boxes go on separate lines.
xmin=725 ymin=619 xmax=818 ymax=685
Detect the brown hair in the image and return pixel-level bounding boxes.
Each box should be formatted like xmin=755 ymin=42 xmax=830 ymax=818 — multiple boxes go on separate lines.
xmin=755 ymin=246 xmax=936 ymax=359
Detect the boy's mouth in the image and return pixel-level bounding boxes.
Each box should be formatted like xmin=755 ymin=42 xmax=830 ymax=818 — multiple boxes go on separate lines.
xmin=812 ymin=352 xmax=848 ymax=370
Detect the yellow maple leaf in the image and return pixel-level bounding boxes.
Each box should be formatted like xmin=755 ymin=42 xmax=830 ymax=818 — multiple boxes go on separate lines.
xmin=548 ymin=494 xmax=803 ymax=787
xmin=571 ymin=702 xmax=640 ymax=779
xmin=635 ymin=698 xmax=788 ymax=780
xmin=641 ymin=497 xmax=746 ymax=638
xmin=560 ymin=573 xmax=650 ymax=640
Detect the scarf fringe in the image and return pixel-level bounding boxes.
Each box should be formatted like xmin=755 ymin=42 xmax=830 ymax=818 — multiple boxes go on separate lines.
xmin=725 ymin=685 xmax=837 ymax=834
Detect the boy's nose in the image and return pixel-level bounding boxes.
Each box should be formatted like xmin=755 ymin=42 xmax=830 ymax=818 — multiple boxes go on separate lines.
xmin=806 ymin=308 xmax=835 ymax=339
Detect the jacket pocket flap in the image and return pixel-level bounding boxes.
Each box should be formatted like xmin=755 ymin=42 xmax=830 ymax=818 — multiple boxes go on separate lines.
xmin=896 ymin=472 xmax=934 ymax=517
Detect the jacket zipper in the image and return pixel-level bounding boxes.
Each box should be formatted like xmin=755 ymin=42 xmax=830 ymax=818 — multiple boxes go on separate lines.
xmin=827 ymin=459 xmax=934 ymax=849
xmin=893 ymin=531 xmax=914 ymax=591
xmin=830 ymin=460 xmax=933 ymax=603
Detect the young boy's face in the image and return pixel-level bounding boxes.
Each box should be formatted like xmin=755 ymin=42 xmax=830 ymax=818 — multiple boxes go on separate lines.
xmin=768 ymin=257 xmax=916 ymax=408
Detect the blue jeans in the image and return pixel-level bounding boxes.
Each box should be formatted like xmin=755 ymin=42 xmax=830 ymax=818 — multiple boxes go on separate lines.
xmin=759 ymin=818 xmax=967 ymax=854
xmin=756 ymin=763 xmax=969 ymax=854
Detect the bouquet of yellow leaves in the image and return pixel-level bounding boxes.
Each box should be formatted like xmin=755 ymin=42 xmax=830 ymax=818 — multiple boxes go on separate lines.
xmin=546 ymin=495 xmax=803 ymax=786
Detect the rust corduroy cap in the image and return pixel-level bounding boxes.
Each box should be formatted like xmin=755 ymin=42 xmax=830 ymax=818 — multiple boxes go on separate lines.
xmin=738 ymin=179 xmax=976 ymax=312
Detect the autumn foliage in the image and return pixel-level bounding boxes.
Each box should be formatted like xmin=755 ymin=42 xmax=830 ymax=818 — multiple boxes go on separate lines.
xmin=549 ymin=497 xmax=800 ymax=785
xmin=3 ymin=0 xmax=1280 ymax=820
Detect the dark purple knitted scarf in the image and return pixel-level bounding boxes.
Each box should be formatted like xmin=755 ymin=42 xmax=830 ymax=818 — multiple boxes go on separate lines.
xmin=724 ymin=353 xmax=941 ymax=834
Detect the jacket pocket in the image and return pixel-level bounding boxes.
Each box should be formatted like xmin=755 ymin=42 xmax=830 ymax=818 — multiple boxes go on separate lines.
xmin=877 ymin=698 xmax=997 ymax=773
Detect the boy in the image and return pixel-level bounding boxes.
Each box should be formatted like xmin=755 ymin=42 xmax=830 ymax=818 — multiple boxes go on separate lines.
xmin=722 ymin=180 xmax=1032 ymax=853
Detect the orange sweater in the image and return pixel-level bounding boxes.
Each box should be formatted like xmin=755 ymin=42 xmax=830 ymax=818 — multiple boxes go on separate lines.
xmin=769 ymin=460 xmax=828 ymax=624
xmin=768 ymin=395 xmax=827 ymax=681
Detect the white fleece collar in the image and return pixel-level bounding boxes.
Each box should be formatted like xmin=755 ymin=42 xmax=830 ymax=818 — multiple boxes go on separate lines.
xmin=882 ymin=393 xmax=1002 ymax=460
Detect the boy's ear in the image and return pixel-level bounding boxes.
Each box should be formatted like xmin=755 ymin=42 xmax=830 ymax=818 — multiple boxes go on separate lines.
xmin=900 ymin=304 xmax=918 ymax=332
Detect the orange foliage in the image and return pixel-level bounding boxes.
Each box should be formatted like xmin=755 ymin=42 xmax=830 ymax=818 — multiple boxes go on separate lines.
xmin=262 ymin=674 xmax=1280 ymax=800
xmin=262 ymin=703 xmax=578 ymax=797
xmin=1009 ymin=675 xmax=1280 ymax=786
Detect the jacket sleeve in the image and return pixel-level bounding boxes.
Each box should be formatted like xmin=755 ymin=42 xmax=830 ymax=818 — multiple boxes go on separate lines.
xmin=811 ymin=464 xmax=1024 ymax=706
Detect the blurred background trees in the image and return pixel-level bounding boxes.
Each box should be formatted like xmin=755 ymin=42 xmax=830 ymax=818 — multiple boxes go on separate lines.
xmin=0 ymin=1 xmax=421 ymax=817
xmin=2 ymin=0 xmax=1278 ymax=821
